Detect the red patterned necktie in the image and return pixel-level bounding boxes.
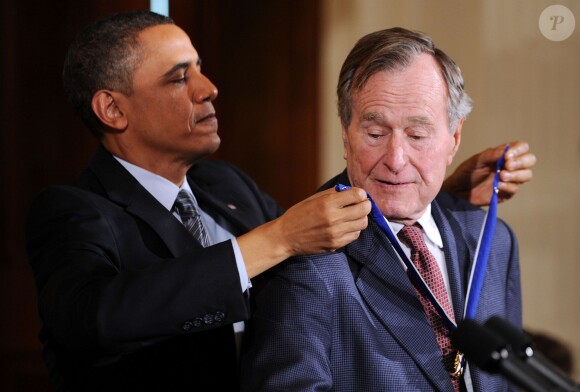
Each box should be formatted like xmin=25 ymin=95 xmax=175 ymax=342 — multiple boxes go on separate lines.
xmin=398 ymin=224 xmax=461 ymax=391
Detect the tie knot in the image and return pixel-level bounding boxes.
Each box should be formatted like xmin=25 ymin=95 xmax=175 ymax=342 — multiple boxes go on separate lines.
xmin=174 ymin=190 xmax=197 ymax=219
xmin=397 ymin=224 xmax=427 ymax=252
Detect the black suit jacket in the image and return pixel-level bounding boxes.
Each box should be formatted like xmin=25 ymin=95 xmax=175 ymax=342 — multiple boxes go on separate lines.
xmin=26 ymin=145 xmax=283 ymax=391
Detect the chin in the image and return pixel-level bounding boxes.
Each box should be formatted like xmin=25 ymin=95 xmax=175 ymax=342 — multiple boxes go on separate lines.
xmin=204 ymin=138 xmax=221 ymax=156
xmin=186 ymin=139 xmax=221 ymax=164
xmin=377 ymin=202 xmax=413 ymax=221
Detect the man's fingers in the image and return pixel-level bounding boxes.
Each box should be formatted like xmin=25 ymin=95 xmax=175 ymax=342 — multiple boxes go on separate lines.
xmin=487 ymin=141 xmax=532 ymax=166
xmin=480 ymin=142 xmax=511 ymax=162
xmin=505 ymin=140 xmax=530 ymax=159
xmin=340 ymin=197 xmax=371 ymax=219
xmin=500 ymin=168 xmax=533 ymax=184
xmin=497 ymin=181 xmax=519 ymax=195
xmin=334 ymin=187 xmax=368 ymax=206
xmin=325 ymin=218 xmax=368 ymax=250
xmin=339 ymin=214 xmax=369 ymax=232
xmin=504 ymin=152 xmax=537 ymax=171
xmin=313 ymin=186 xmax=369 ymax=208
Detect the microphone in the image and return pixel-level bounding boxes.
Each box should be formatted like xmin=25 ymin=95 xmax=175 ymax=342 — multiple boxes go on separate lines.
xmin=485 ymin=316 xmax=580 ymax=392
xmin=452 ymin=318 xmax=559 ymax=392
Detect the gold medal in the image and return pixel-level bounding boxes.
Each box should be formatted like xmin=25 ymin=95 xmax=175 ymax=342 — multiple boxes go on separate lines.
xmin=452 ymin=351 xmax=464 ymax=379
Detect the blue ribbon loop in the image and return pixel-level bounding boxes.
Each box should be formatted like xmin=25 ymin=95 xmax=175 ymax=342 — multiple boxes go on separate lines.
xmin=463 ymin=145 xmax=509 ymax=320
xmin=335 ymin=145 xmax=509 ymax=330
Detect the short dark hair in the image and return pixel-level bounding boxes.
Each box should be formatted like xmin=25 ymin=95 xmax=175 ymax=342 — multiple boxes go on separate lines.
xmin=337 ymin=27 xmax=472 ymax=133
xmin=63 ymin=10 xmax=174 ymax=139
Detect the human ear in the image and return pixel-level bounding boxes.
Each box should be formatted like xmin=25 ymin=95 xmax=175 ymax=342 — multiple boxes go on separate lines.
xmin=448 ymin=118 xmax=463 ymax=165
xmin=342 ymin=126 xmax=349 ymax=160
xmin=91 ymin=90 xmax=128 ymax=132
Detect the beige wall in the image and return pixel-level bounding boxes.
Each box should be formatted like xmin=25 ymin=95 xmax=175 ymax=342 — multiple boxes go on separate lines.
xmin=320 ymin=0 xmax=580 ymax=378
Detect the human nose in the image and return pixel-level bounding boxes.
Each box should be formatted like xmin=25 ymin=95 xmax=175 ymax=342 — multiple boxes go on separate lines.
xmin=382 ymin=134 xmax=406 ymax=172
xmin=191 ymin=73 xmax=218 ymax=103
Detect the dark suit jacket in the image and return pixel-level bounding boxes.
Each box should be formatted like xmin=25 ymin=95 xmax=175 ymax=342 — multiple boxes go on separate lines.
xmin=240 ymin=171 xmax=522 ymax=391
xmin=26 ymin=145 xmax=283 ymax=391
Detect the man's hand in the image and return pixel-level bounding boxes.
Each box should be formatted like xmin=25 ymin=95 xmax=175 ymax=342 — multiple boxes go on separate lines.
xmin=273 ymin=187 xmax=371 ymax=254
xmin=238 ymin=187 xmax=371 ymax=278
xmin=443 ymin=140 xmax=537 ymax=206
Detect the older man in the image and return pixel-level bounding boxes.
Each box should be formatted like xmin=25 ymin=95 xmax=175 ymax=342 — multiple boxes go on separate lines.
xmin=240 ymin=27 xmax=522 ymax=392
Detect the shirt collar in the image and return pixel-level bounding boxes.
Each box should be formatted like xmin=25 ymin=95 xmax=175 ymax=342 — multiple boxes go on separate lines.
xmin=387 ymin=204 xmax=443 ymax=248
xmin=113 ymin=156 xmax=195 ymax=211
xmin=416 ymin=204 xmax=443 ymax=248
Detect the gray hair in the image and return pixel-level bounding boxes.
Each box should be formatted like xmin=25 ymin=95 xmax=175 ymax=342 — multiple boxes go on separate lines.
xmin=337 ymin=27 xmax=472 ymax=133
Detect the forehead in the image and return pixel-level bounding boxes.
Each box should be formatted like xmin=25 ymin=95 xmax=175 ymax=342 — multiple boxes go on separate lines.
xmin=135 ymin=24 xmax=198 ymax=70
xmin=353 ymin=53 xmax=447 ymax=107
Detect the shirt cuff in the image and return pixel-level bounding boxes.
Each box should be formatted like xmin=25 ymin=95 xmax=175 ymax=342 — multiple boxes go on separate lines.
xmin=231 ymin=238 xmax=251 ymax=292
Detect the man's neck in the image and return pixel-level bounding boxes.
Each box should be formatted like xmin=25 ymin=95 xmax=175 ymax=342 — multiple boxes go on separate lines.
xmin=102 ymin=142 xmax=192 ymax=186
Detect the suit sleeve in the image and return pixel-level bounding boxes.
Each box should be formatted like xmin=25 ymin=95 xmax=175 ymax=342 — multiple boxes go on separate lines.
xmin=240 ymin=255 xmax=336 ymax=391
xmin=26 ymin=185 xmax=251 ymax=358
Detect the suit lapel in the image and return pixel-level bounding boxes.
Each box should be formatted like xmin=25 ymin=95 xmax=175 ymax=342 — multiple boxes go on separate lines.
xmin=123 ymin=196 xmax=201 ymax=257
xmin=188 ymin=179 xmax=255 ymax=236
xmin=431 ymin=197 xmax=472 ymax=323
xmin=87 ymin=146 xmax=203 ymax=257
xmin=348 ymin=220 xmax=454 ymax=391
xmin=323 ymin=172 xmax=467 ymax=390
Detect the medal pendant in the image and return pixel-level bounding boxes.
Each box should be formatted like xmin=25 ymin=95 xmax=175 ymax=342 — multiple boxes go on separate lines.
xmin=452 ymin=351 xmax=464 ymax=379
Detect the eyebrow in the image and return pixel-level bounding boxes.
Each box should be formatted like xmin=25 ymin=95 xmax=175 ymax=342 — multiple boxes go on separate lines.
xmin=163 ymin=62 xmax=190 ymax=78
xmin=361 ymin=112 xmax=383 ymax=122
xmin=162 ymin=58 xmax=202 ymax=78
xmin=361 ymin=112 xmax=434 ymax=126
xmin=407 ymin=115 xmax=433 ymax=125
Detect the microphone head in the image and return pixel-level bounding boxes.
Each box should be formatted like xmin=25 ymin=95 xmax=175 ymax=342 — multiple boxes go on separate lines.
xmin=484 ymin=316 xmax=534 ymax=358
xmin=452 ymin=318 xmax=509 ymax=373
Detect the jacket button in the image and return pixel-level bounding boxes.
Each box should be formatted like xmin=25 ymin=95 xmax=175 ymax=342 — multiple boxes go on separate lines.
xmin=203 ymin=314 xmax=214 ymax=325
xmin=192 ymin=317 xmax=203 ymax=327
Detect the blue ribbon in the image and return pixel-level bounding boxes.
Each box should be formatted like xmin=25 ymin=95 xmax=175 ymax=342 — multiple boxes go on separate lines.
xmin=463 ymin=145 xmax=509 ymax=320
xmin=335 ymin=145 xmax=509 ymax=330
xmin=336 ymin=182 xmax=458 ymax=330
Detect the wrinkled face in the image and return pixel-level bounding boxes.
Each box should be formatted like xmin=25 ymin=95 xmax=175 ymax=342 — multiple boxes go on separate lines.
xmin=118 ymin=24 xmax=220 ymax=165
xmin=342 ymin=53 xmax=462 ymax=225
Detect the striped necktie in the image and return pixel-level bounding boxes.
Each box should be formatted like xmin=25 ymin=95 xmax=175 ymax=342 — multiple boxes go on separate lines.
xmin=173 ymin=189 xmax=210 ymax=247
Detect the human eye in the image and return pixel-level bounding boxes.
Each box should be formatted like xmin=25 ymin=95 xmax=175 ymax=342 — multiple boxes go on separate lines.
xmin=406 ymin=127 xmax=430 ymax=141
xmin=166 ymin=64 xmax=191 ymax=85
xmin=364 ymin=127 xmax=387 ymax=143
xmin=171 ymin=74 xmax=188 ymax=84
xmin=364 ymin=124 xmax=382 ymax=137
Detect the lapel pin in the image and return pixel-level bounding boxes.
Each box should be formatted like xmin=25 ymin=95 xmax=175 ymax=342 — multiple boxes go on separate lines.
xmin=227 ymin=204 xmax=237 ymax=210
